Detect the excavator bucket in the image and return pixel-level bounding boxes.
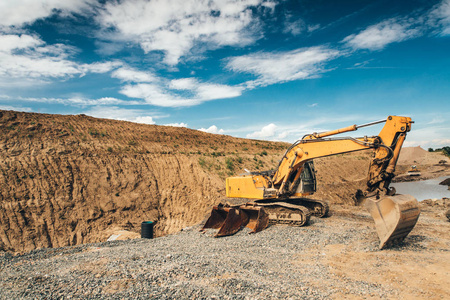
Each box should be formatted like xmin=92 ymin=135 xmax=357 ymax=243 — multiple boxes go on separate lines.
xmin=201 ymin=203 xmax=269 ymax=237
xmin=201 ymin=205 xmax=243 ymax=237
xmin=365 ymin=194 xmax=420 ymax=249
xmin=239 ymin=204 xmax=269 ymax=234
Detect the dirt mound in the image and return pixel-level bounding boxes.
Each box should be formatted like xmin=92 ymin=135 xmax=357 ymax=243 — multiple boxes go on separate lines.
xmin=398 ymin=146 xmax=449 ymax=165
xmin=0 ymin=110 xmax=386 ymax=253
xmin=0 ymin=110 xmax=293 ymax=253
xmin=394 ymin=147 xmax=450 ymax=182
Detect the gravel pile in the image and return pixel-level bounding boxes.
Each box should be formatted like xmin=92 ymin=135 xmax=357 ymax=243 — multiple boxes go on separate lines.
xmin=0 ymin=209 xmax=437 ymax=299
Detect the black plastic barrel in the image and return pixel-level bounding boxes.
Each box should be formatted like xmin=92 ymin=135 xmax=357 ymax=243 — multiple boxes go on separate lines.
xmin=141 ymin=221 xmax=154 ymax=239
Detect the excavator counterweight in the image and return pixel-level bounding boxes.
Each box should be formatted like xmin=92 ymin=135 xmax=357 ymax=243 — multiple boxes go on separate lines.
xmin=202 ymin=116 xmax=421 ymax=249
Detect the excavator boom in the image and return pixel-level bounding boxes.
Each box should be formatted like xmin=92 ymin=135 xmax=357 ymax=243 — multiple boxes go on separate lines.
xmin=203 ymin=116 xmax=420 ymax=249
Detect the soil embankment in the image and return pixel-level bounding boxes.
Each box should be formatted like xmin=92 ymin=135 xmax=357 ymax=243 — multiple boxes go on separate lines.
xmin=0 ymin=110 xmax=284 ymax=252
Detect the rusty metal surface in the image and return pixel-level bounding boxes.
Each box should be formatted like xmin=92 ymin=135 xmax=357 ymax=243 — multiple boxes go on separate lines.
xmin=201 ymin=203 xmax=269 ymax=237
xmin=239 ymin=204 xmax=269 ymax=234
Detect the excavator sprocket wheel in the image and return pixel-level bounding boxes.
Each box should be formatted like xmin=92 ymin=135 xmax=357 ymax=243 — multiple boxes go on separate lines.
xmin=311 ymin=201 xmax=329 ymax=218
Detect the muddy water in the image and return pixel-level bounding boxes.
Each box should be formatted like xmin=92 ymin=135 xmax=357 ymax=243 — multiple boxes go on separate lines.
xmin=391 ymin=176 xmax=450 ymax=201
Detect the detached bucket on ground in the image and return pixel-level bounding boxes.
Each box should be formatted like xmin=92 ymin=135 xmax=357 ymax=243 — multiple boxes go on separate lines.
xmin=201 ymin=203 xmax=269 ymax=237
xmin=141 ymin=221 xmax=155 ymax=239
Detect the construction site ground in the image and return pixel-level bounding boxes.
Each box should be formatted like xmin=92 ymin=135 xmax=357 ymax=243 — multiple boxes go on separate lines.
xmin=0 ymin=200 xmax=448 ymax=299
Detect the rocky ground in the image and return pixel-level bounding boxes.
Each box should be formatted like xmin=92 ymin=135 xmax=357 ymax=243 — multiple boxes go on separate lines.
xmin=1 ymin=200 xmax=448 ymax=299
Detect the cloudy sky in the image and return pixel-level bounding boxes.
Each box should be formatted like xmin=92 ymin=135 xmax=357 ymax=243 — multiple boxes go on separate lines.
xmin=0 ymin=0 xmax=449 ymax=148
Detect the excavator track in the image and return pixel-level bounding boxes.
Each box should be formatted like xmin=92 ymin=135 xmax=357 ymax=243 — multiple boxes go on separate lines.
xmin=254 ymin=202 xmax=311 ymax=227
xmin=223 ymin=198 xmax=313 ymax=226
xmin=255 ymin=198 xmax=329 ymax=218
xmin=288 ymin=198 xmax=329 ymax=218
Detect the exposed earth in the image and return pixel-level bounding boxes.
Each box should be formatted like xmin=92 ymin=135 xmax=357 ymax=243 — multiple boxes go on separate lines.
xmin=0 ymin=110 xmax=449 ymax=299
xmin=0 ymin=200 xmax=448 ymax=299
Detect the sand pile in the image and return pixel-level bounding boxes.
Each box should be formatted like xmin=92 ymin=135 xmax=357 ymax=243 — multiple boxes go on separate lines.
xmin=398 ymin=146 xmax=449 ymax=165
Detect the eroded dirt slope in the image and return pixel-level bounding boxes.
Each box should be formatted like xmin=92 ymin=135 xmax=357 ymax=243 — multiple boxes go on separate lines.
xmin=0 ymin=110 xmax=288 ymax=253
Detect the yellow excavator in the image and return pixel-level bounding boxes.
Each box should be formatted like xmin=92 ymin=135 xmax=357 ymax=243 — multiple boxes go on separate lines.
xmin=202 ymin=116 xmax=420 ymax=249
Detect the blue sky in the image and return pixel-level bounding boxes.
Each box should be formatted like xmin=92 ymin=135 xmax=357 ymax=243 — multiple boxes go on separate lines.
xmin=0 ymin=0 xmax=449 ymax=148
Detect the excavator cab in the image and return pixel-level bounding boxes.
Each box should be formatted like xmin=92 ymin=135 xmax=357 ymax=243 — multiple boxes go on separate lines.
xmin=294 ymin=161 xmax=316 ymax=195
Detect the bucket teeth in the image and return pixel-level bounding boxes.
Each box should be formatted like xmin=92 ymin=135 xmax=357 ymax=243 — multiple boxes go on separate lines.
xmin=201 ymin=203 xmax=269 ymax=237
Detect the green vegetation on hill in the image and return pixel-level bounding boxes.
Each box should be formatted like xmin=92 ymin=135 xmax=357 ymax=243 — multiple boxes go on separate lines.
xmin=428 ymin=146 xmax=450 ymax=157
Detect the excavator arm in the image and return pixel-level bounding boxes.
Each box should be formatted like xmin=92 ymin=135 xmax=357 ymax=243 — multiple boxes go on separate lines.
xmin=272 ymin=116 xmax=411 ymax=198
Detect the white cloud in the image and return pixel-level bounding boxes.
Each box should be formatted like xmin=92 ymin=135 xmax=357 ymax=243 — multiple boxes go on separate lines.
xmin=307 ymin=24 xmax=320 ymax=32
xmin=164 ymin=123 xmax=188 ymax=128
xmin=0 ymin=105 xmax=32 ymax=112
xmin=247 ymin=123 xmax=277 ymax=139
xmin=277 ymin=131 xmax=289 ymax=139
xmin=343 ymin=18 xmax=420 ymax=50
xmin=120 ymin=83 xmax=197 ymax=107
xmin=0 ymin=95 xmax=142 ymax=106
xmin=427 ymin=117 xmax=445 ymax=125
xmin=96 ymin=0 xmax=273 ymax=65
xmin=0 ymin=34 xmax=43 ymax=52
xmin=0 ymin=33 xmax=121 ymax=83
xmin=402 ymin=124 xmax=450 ymax=148
xmin=226 ymin=46 xmax=340 ymax=88
xmin=196 ymin=82 xmax=243 ymax=100
xmin=69 ymin=97 xmax=142 ymax=106
xmin=233 ymin=115 xmax=367 ymax=142
xmin=82 ymin=61 xmax=123 ymax=74
xmin=283 ymin=18 xmax=305 ymax=36
xmin=429 ymin=0 xmax=450 ymax=35
xmin=308 ymin=103 xmax=318 ymax=108
xmin=0 ymin=35 xmax=80 ymax=79
xmin=170 ymin=78 xmax=198 ymax=90
xmin=169 ymin=78 xmax=243 ymax=100
xmin=343 ymin=1 xmax=450 ymax=50
xmin=111 ymin=67 xmax=156 ymax=83
xmin=199 ymin=125 xmax=225 ymax=134
xmin=261 ymin=1 xmax=277 ymax=10
xmin=120 ymin=79 xmax=243 ymax=107
xmin=85 ymin=106 xmax=158 ymax=125
xmin=133 ymin=116 xmax=156 ymax=125
xmin=0 ymin=0 xmax=96 ymax=27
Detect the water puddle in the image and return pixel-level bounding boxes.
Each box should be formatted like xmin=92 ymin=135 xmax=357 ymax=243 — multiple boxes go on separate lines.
xmin=391 ymin=176 xmax=450 ymax=201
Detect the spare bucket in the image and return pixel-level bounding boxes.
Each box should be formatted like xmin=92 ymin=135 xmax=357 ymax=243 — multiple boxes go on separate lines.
xmin=141 ymin=221 xmax=154 ymax=239
xmin=201 ymin=203 xmax=269 ymax=237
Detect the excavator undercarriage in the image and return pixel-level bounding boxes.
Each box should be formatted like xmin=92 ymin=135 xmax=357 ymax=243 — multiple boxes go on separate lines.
xmin=201 ymin=116 xmax=421 ymax=249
